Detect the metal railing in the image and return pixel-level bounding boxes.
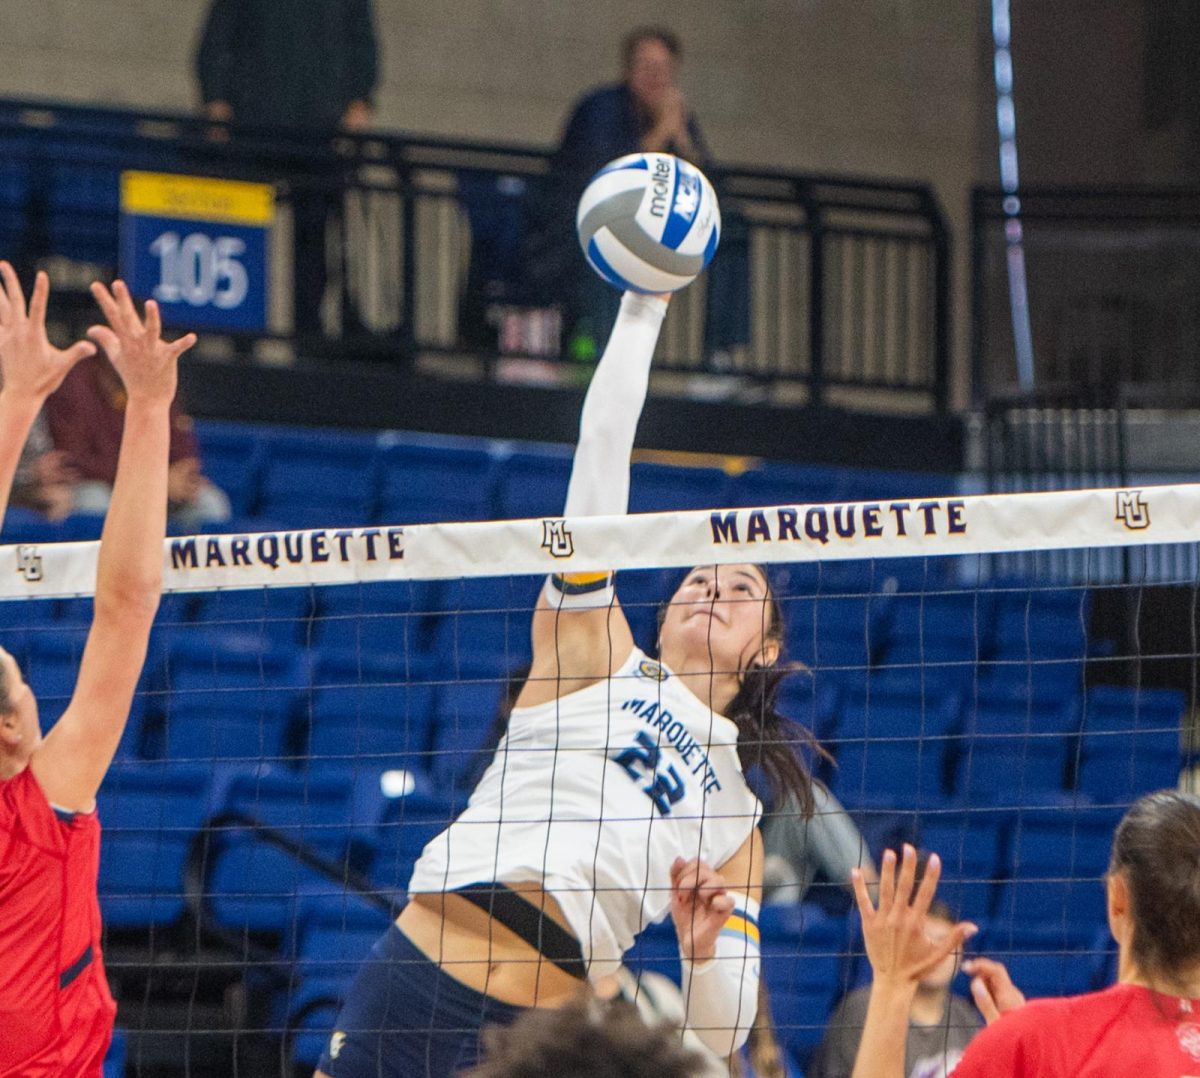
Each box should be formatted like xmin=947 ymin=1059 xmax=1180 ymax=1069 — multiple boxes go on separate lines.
xmin=972 ymin=186 xmax=1200 ymax=405
xmin=0 ymin=97 xmax=951 ymax=412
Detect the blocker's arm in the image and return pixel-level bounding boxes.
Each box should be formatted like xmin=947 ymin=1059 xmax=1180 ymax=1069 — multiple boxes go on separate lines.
xmin=34 ymin=284 xmax=195 ymax=812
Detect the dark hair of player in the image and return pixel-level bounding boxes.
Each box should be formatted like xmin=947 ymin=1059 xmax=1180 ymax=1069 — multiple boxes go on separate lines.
xmin=1109 ymin=789 xmax=1200 ymax=984
xmin=465 ymin=997 xmax=705 ymax=1078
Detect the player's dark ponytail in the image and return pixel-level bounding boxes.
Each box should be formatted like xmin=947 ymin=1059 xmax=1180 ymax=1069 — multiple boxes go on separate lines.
xmin=727 ymin=664 xmax=825 ymax=817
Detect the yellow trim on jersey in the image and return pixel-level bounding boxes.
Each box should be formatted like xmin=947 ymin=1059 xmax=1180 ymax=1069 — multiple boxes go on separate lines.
xmin=559 ymin=571 xmax=612 ymax=587
xmin=721 ymin=914 xmax=761 ymax=946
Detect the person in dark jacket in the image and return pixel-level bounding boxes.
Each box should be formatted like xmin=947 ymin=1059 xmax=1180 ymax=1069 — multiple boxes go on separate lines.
xmin=195 ymin=0 xmax=380 ymax=339
xmin=530 ymin=27 xmax=711 ymax=359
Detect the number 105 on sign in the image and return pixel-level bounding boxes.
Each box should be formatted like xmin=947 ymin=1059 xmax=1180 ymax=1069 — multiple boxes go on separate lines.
xmin=120 ymin=172 xmax=274 ymax=332
xmin=148 ymin=232 xmax=249 ymax=310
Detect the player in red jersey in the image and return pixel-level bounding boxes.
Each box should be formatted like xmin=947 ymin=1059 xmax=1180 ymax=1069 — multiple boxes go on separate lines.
xmin=848 ymin=790 xmax=1200 ymax=1078
xmin=0 ymin=262 xmax=196 ymax=1076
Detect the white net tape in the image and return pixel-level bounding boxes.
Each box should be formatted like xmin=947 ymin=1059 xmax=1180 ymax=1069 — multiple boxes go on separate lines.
xmin=0 ymin=483 xmax=1186 ymax=599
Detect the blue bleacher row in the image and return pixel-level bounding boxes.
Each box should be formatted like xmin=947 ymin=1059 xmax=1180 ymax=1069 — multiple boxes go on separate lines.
xmin=0 ymin=420 xmax=1189 ymax=1073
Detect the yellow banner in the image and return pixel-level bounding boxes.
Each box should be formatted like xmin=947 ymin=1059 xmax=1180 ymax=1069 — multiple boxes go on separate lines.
xmin=120 ymin=171 xmax=274 ymax=226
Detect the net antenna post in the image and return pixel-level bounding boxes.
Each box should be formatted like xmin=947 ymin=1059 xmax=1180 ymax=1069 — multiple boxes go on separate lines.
xmin=991 ymin=0 xmax=1036 ymax=391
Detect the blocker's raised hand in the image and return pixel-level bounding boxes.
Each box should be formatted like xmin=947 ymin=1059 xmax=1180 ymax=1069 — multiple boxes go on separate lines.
xmin=88 ymin=281 xmax=196 ymax=404
xmin=0 ymin=262 xmax=96 ymax=401
xmin=852 ymin=846 xmax=977 ymax=991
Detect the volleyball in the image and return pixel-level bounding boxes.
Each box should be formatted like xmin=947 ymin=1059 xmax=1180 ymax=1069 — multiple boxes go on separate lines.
xmin=576 ymin=152 xmax=721 ymax=294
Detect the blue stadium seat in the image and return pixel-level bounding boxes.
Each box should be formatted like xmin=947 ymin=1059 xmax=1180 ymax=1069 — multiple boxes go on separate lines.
xmin=98 ymin=762 xmax=212 ymax=927
xmin=205 ymin=768 xmax=359 ymax=936
xmin=280 ymin=893 xmax=394 ymax=1070
xmin=878 ymin=590 xmax=995 ymax=686
xmin=367 ymin=787 xmax=461 ymax=893
xmin=918 ymin=807 xmax=1014 ymax=921
xmin=430 ymin=576 xmax=539 ymax=671
xmin=494 ymin=448 xmax=572 ymax=521
xmin=992 ymin=804 xmax=1119 ymax=932
xmin=726 ymin=463 xmax=841 ymax=510
xmin=309 ymin=649 xmax=437 ymax=729
xmin=159 ymin=689 xmax=296 ymax=765
xmin=427 ymin=665 xmax=510 ymax=785
xmin=989 ymin=587 xmax=1090 ymax=692
xmin=623 ymin=918 xmax=681 ymax=985
xmin=785 ymin=594 xmax=885 ymax=685
xmin=315 ymin=580 xmax=442 ymax=658
xmin=303 ymin=679 xmax=436 ymax=777
xmin=1075 ymin=686 xmax=1185 ymax=803
xmin=761 ymin=904 xmax=848 ymax=1065
xmin=627 ymin=461 xmax=730 ymax=514
xmin=977 ymin=922 xmax=1097 ymax=999
xmin=256 ymin=428 xmax=379 ymax=527
xmin=191 ymin=585 xmax=318 ymax=643
xmin=826 ymin=678 xmax=961 ymax=808
xmin=18 ymin=629 xmax=90 ymax=728
xmin=953 ymin=694 xmax=1076 ymax=803
xmin=192 ymin=421 xmax=265 ymax=518
xmin=376 ymin=438 xmax=496 ymax=524
xmin=0 ymin=506 xmax=62 ymax=545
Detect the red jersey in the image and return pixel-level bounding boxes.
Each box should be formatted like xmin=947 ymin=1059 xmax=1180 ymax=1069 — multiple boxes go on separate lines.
xmin=0 ymin=768 xmax=116 ymax=1076
xmin=952 ymin=983 xmax=1200 ymax=1077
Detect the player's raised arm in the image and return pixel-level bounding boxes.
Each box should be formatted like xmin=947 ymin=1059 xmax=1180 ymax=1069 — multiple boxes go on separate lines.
xmin=519 ymin=292 xmax=667 ymax=708
xmin=0 ymin=262 xmax=96 ymax=528
xmin=31 ymin=282 xmax=196 ymax=812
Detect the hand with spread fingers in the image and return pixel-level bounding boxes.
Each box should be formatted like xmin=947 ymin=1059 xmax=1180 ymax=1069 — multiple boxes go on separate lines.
xmin=670 ymin=856 xmax=736 ymax=963
xmin=87 ymin=281 xmax=197 ymax=404
xmin=0 ymin=262 xmax=96 ymax=403
xmin=853 ymin=846 xmax=978 ymax=992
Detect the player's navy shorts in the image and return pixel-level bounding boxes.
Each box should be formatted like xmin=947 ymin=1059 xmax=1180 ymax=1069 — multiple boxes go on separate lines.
xmin=317 ymin=923 xmax=524 ymax=1078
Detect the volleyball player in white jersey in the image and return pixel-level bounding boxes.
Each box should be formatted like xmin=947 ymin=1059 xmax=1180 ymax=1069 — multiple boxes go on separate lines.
xmin=317 ymin=293 xmax=819 ymax=1078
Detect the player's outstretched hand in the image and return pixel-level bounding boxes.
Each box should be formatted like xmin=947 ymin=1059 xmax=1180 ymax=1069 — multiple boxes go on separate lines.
xmin=88 ymin=281 xmax=197 ymax=405
xmin=962 ymin=956 xmax=1026 ymax=1024
xmin=852 ymin=845 xmax=978 ymax=992
xmin=0 ymin=262 xmax=97 ymax=402
xmin=670 ymin=855 xmax=735 ymax=963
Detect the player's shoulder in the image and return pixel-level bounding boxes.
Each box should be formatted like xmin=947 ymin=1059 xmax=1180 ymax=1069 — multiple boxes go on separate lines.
xmin=0 ymin=766 xmax=67 ymax=851
xmin=969 ymin=986 xmax=1125 ymax=1058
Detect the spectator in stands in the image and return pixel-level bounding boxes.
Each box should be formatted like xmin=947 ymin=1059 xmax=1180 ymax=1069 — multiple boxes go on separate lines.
xmin=44 ymin=350 xmax=230 ymax=527
xmin=809 ymin=852 xmax=979 ymax=1078
xmin=850 ymin=793 xmax=1200 ymax=1078
xmin=532 ymin=27 xmax=711 ymax=358
xmin=11 ymin=412 xmax=76 ymax=521
xmin=195 ymin=0 xmax=380 ymax=340
xmin=463 ymin=997 xmax=707 ymax=1078
xmin=762 ymin=782 xmax=880 ymax=911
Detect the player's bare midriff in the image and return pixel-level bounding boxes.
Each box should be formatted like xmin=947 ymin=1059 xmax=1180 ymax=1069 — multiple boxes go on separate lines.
xmin=398 ymin=887 xmax=589 ymax=1007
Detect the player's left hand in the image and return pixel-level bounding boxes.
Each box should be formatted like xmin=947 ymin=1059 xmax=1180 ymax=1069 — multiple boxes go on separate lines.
xmin=87 ymin=281 xmax=196 ymax=406
xmin=0 ymin=262 xmax=96 ymax=403
xmin=853 ymin=845 xmax=977 ymax=993
xmin=671 ymin=855 xmax=735 ymax=963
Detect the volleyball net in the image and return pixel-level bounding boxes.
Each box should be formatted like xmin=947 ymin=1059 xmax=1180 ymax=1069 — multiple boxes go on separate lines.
xmin=1 ymin=482 xmax=1197 ymax=1075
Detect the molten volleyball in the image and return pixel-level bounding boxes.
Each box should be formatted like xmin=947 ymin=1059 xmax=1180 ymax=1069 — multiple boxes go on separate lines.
xmin=576 ymin=153 xmax=721 ymax=294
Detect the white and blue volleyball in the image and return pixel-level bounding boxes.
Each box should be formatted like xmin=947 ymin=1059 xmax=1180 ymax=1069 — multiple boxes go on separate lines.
xmin=576 ymin=153 xmax=721 ymax=294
